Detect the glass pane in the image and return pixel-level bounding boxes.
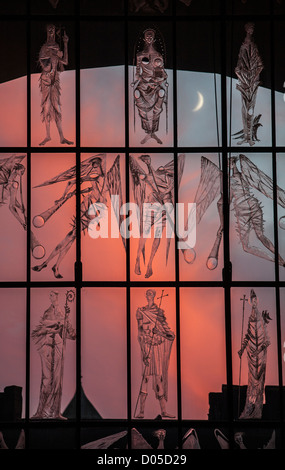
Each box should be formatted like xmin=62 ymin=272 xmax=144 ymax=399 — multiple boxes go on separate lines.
xmin=176 ymin=0 xmax=221 ymax=15
xmin=31 ymin=153 xmax=76 ymax=281
xmin=80 ymin=0 xmax=124 ymax=15
xmin=129 ymin=22 xmax=173 ymax=147
xmin=31 ymin=0 xmax=75 ymax=14
xmin=129 ymin=0 xmax=173 ymax=15
xmin=131 ymin=287 xmax=177 ymax=420
xmin=231 ymin=288 xmax=279 ymax=421
xmin=0 ymin=429 xmax=25 ymax=450
xmin=179 ymin=154 xmax=223 ymax=281
xmin=0 ymin=154 xmax=27 ymax=281
xmin=81 ymin=153 xmax=126 ymax=281
xmin=226 ymin=0 xmax=270 ymax=15
xmin=0 ymin=289 xmax=26 ymax=421
xmin=0 ymin=1 xmax=26 ymax=14
xmin=30 ymin=288 xmax=77 ymax=419
xmin=274 ymin=0 xmax=285 ymax=14
xmin=275 ymin=22 xmax=285 ymax=147
xmin=182 ymin=426 xmax=229 ymax=450
xmin=280 ymin=288 xmax=285 ymax=420
xmin=0 ymin=22 xmax=27 ymax=146
xmin=277 ymin=155 xmax=285 ymax=281
xmin=29 ymin=427 xmax=76 ymax=449
xmin=229 ymin=154 xmax=275 ymax=281
xmin=180 ymin=288 xmax=226 ymax=420
xmin=232 ymin=427 xmax=278 ymax=450
xmin=31 ymin=22 xmax=75 ymax=147
xmin=131 ymin=427 xmax=178 ymax=449
xmin=80 ymin=21 xmax=125 ymax=147
xmin=81 ymin=427 xmax=128 ymax=450
xmin=177 ymin=21 xmax=221 ymax=147
xmin=129 ymin=154 xmax=176 ymax=282
xmin=81 ymin=288 xmax=127 ymax=419
xmin=227 ymin=21 xmax=271 ymax=147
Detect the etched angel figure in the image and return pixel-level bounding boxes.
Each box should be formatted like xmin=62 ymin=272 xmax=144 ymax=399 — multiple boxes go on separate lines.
xmin=134 ymin=289 xmax=175 ymax=419
xmin=31 ymin=290 xmax=76 ymax=420
xmin=238 ymin=289 xmax=271 ymax=419
xmin=49 ymin=0 xmax=60 ymax=7
xmin=38 ymin=24 xmax=73 ymax=146
xmin=130 ymin=154 xmax=185 ymax=278
xmin=129 ymin=0 xmax=169 ymax=14
xmin=129 ymin=0 xmax=192 ymax=13
xmin=0 ymin=154 xmax=45 ymax=260
xmin=0 ymin=155 xmax=27 ymax=229
xmin=181 ymin=154 xmax=285 ymax=270
xmin=32 ymin=154 xmax=125 ymax=278
xmin=132 ymin=28 xmax=168 ymax=145
xmin=233 ymin=22 xmax=264 ymax=146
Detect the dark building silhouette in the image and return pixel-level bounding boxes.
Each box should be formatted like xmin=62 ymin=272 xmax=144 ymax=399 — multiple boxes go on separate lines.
xmin=63 ymin=385 xmax=102 ymax=420
xmin=209 ymin=384 xmax=283 ymax=421
xmin=0 ymin=386 xmax=22 ymax=421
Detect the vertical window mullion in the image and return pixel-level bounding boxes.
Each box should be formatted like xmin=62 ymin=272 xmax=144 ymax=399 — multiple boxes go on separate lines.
xmin=75 ymin=0 xmax=82 ymax=450
xmin=25 ymin=0 xmax=31 ymax=448
xmin=270 ymin=1 xmax=284 ymax=439
xmin=221 ymin=0 xmax=234 ymax=449
xmin=172 ymin=1 xmax=182 ymax=449
xmin=124 ymin=0 xmax=132 ymax=449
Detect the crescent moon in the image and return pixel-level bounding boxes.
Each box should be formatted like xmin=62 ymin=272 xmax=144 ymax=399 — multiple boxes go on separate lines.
xmin=192 ymin=91 xmax=204 ymax=112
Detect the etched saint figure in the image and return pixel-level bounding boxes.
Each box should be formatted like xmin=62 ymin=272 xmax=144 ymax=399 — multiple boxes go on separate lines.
xmin=38 ymin=24 xmax=73 ymax=146
xmin=238 ymin=289 xmax=271 ymax=419
xmin=31 ymin=290 xmax=76 ymax=420
xmin=132 ymin=28 xmax=168 ymax=144
xmin=233 ymin=22 xmax=264 ymax=146
xmin=135 ymin=289 xmax=175 ymax=419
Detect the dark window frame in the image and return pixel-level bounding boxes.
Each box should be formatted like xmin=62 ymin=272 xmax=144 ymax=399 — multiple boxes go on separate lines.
xmin=0 ymin=0 xmax=284 ymax=450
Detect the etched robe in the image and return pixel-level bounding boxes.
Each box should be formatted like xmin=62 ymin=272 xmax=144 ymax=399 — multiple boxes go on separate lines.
xmin=32 ymin=304 xmax=76 ymax=419
xmin=136 ymin=303 xmax=174 ymax=400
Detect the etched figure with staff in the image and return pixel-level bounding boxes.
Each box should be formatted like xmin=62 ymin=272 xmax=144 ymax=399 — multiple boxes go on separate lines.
xmin=31 ymin=290 xmax=76 ymax=420
xmin=237 ymin=289 xmax=271 ymax=420
xmin=38 ymin=24 xmax=73 ymax=146
xmin=182 ymin=154 xmax=285 ymax=271
xmin=134 ymin=289 xmax=175 ymax=419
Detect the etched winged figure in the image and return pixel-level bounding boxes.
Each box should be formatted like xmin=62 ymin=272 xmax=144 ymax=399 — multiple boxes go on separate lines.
xmin=238 ymin=289 xmax=271 ymax=420
xmin=130 ymin=153 xmax=185 ymax=278
xmin=0 ymin=154 xmax=44 ymax=260
xmin=181 ymin=154 xmax=285 ymax=270
xmin=32 ymin=154 xmax=125 ymax=278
